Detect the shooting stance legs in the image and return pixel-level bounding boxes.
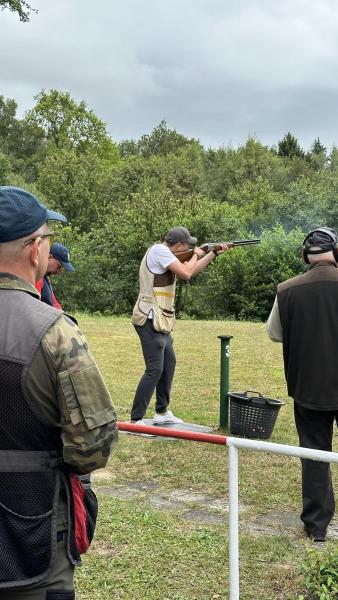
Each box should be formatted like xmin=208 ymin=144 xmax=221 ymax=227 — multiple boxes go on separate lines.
xmin=131 ymin=320 xmax=177 ymax=422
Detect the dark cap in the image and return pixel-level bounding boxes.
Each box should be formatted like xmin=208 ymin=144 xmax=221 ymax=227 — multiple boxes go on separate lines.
xmin=50 ymin=242 xmax=74 ymax=272
xmin=303 ymin=227 xmax=338 ymax=256
xmin=164 ymin=226 xmax=197 ymax=245
xmin=0 ymin=186 xmax=67 ymax=243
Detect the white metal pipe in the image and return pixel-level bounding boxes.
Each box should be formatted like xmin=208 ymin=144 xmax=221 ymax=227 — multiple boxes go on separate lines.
xmin=226 ymin=437 xmax=338 ymax=600
xmin=227 ymin=436 xmax=338 ymax=463
xmin=228 ymin=443 xmax=240 ymax=600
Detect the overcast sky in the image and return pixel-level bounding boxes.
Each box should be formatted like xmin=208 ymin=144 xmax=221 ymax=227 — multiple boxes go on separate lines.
xmin=1 ymin=0 xmax=338 ymax=150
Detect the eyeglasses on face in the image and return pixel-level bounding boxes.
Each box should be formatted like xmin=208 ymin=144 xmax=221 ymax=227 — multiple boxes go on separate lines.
xmin=23 ymin=232 xmax=54 ymax=248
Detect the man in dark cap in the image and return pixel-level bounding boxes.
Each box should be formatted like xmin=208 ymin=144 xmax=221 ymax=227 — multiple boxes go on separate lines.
xmin=130 ymin=226 xmax=230 ymax=425
xmin=36 ymin=242 xmax=75 ymax=309
xmin=267 ymin=227 xmax=338 ymax=543
xmin=0 ymin=187 xmax=117 ymax=599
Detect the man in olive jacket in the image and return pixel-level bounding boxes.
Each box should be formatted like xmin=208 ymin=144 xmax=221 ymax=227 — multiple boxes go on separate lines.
xmin=267 ymin=227 xmax=338 ymax=543
xmin=0 ymin=186 xmax=118 ymax=599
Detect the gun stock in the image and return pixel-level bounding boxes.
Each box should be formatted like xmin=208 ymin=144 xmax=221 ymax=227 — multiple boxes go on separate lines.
xmin=174 ymin=239 xmax=260 ymax=262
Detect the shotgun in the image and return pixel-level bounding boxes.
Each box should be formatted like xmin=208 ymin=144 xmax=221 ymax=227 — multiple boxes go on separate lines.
xmin=174 ymin=239 xmax=261 ymax=263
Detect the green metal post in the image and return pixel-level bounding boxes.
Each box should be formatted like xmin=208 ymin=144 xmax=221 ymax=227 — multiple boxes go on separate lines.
xmin=218 ymin=335 xmax=233 ymax=430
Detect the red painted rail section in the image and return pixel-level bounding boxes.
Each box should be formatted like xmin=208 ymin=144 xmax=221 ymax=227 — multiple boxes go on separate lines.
xmin=117 ymin=421 xmax=228 ymax=445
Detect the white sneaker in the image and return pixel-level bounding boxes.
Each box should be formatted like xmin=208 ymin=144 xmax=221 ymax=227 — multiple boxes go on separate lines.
xmin=129 ymin=419 xmax=155 ymax=437
xmin=153 ymin=410 xmax=183 ymax=424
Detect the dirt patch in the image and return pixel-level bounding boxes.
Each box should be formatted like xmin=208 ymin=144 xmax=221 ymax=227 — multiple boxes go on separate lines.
xmin=95 ymin=480 xmax=338 ymax=538
xmin=181 ymin=509 xmax=226 ymax=525
xmin=243 ymin=511 xmax=338 ymax=540
xmin=148 ymin=494 xmax=187 ymax=511
xmin=98 ymin=485 xmax=141 ymax=500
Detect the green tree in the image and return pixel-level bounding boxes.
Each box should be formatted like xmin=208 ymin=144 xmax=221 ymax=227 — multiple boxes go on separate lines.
xmin=205 ymin=137 xmax=289 ymax=202
xmin=0 ymin=95 xmax=46 ymax=181
xmin=37 ymin=147 xmax=116 ymax=231
xmin=0 ymin=96 xmax=17 ymax=145
xmin=109 ymin=143 xmax=207 ymax=204
xmin=306 ymin=138 xmax=327 ymax=171
xmin=310 ymin=137 xmax=326 ymax=155
xmin=277 ymin=132 xmax=305 ymax=159
xmin=0 ymin=0 xmax=36 ymax=21
xmin=0 ymin=151 xmax=11 ymax=184
xmin=119 ymin=120 xmax=200 ymax=159
xmin=27 ymin=90 xmax=118 ymax=159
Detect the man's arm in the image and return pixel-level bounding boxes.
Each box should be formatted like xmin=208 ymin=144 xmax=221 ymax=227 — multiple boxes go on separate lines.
xmin=168 ymin=245 xmax=228 ymax=280
xmin=267 ymin=296 xmax=283 ymax=342
xmin=42 ymin=316 xmax=118 ymax=474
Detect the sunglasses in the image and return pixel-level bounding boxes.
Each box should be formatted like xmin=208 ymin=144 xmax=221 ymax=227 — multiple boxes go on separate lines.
xmin=23 ymin=232 xmax=54 ymax=248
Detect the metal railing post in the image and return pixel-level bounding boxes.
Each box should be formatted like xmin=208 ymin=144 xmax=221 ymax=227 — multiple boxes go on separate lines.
xmin=117 ymin=422 xmax=338 ymax=600
xmin=228 ymin=443 xmax=240 ymax=600
xmin=218 ymin=335 xmax=233 ymax=430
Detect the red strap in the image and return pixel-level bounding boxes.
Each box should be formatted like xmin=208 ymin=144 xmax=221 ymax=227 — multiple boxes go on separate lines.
xmin=70 ymin=474 xmax=89 ymax=554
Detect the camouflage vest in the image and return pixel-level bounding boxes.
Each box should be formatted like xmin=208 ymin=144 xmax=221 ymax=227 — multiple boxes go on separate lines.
xmin=132 ymin=245 xmax=176 ymax=333
xmin=0 ymin=289 xmax=64 ymax=588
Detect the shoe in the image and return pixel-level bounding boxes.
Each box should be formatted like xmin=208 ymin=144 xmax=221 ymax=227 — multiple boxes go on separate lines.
xmin=153 ymin=410 xmax=183 ymax=424
xmin=129 ymin=419 xmax=155 ymax=437
xmin=304 ymin=526 xmax=326 ymax=543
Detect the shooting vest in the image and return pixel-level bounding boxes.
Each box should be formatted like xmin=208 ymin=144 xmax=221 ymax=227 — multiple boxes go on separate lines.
xmin=132 ymin=245 xmax=176 ymax=333
xmin=0 ymin=289 xmax=66 ymax=588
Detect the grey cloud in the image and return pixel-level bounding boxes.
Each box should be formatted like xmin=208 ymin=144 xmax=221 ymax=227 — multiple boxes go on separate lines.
xmin=1 ymin=0 xmax=338 ymax=149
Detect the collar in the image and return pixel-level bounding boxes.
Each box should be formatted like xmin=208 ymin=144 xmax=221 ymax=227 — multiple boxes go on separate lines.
xmin=309 ymin=260 xmax=337 ymax=270
xmin=0 ymin=272 xmax=40 ymax=298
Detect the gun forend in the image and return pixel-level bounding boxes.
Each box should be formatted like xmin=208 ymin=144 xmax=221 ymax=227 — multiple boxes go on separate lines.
xmin=201 ymin=239 xmax=260 ymax=252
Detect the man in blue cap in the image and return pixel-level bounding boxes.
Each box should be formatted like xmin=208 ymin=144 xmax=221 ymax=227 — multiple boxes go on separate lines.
xmin=36 ymin=242 xmax=75 ymax=309
xmin=0 ymin=187 xmax=117 ymax=599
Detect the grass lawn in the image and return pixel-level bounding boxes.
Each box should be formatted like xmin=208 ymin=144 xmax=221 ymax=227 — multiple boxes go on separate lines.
xmin=74 ymin=316 xmax=338 ymax=600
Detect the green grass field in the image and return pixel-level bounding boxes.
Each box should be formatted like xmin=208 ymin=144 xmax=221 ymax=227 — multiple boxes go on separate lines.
xmin=74 ymin=316 xmax=338 ymax=600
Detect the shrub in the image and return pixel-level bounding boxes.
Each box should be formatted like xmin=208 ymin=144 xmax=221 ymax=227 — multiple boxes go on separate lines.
xmin=298 ymin=545 xmax=338 ymax=599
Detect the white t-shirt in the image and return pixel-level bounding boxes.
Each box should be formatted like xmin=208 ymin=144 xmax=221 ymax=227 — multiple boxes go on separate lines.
xmin=146 ymin=243 xmax=177 ymax=274
xmin=146 ymin=244 xmax=178 ymax=318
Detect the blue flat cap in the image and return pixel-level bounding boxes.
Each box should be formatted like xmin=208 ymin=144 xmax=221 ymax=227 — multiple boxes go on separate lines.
xmin=50 ymin=242 xmax=74 ymax=272
xmin=0 ymin=186 xmax=67 ymax=243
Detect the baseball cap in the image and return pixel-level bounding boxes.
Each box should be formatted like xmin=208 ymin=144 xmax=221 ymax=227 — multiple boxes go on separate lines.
xmin=50 ymin=242 xmax=74 ymax=272
xmin=303 ymin=227 xmax=338 ymax=255
xmin=164 ymin=226 xmax=197 ymax=245
xmin=0 ymin=186 xmax=67 ymax=243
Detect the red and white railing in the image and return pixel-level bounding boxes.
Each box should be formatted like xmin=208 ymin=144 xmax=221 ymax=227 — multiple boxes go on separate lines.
xmin=117 ymin=421 xmax=338 ymax=600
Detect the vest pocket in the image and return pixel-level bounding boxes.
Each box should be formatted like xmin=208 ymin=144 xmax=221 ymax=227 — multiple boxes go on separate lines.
xmin=152 ymin=305 xmax=175 ymax=334
xmin=0 ymin=501 xmax=54 ymax=585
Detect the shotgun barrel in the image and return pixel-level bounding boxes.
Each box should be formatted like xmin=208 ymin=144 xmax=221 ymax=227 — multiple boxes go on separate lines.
xmin=231 ymin=239 xmax=261 ymax=246
xmin=174 ymin=239 xmax=261 ymax=262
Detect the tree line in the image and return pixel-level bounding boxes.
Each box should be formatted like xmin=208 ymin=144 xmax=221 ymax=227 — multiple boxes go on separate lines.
xmin=0 ymin=89 xmax=336 ymax=320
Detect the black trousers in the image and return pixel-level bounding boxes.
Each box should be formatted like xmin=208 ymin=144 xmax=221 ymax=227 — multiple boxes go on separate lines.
xmin=131 ymin=320 xmax=176 ymax=421
xmin=294 ymin=403 xmax=338 ymax=537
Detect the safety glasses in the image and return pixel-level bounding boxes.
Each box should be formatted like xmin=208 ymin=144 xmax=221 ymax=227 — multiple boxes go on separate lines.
xmin=23 ymin=232 xmax=54 ymax=248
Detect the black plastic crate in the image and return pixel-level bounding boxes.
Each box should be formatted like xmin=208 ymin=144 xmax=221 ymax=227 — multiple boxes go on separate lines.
xmin=229 ymin=391 xmax=284 ymax=439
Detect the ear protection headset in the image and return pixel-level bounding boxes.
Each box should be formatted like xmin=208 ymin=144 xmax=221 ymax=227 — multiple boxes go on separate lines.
xmin=303 ymin=227 xmax=338 ymax=264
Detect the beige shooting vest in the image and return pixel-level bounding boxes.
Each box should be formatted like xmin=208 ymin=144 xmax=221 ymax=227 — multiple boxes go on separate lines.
xmin=132 ymin=246 xmax=176 ymax=333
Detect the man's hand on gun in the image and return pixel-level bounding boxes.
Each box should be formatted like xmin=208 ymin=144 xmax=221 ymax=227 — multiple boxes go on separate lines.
xmin=211 ymin=242 xmax=232 ymax=256
xmin=193 ymin=243 xmax=231 ymax=259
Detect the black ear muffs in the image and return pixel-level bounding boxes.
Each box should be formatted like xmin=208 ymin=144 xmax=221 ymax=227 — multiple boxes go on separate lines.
xmin=303 ymin=227 xmax=338 ymax=263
